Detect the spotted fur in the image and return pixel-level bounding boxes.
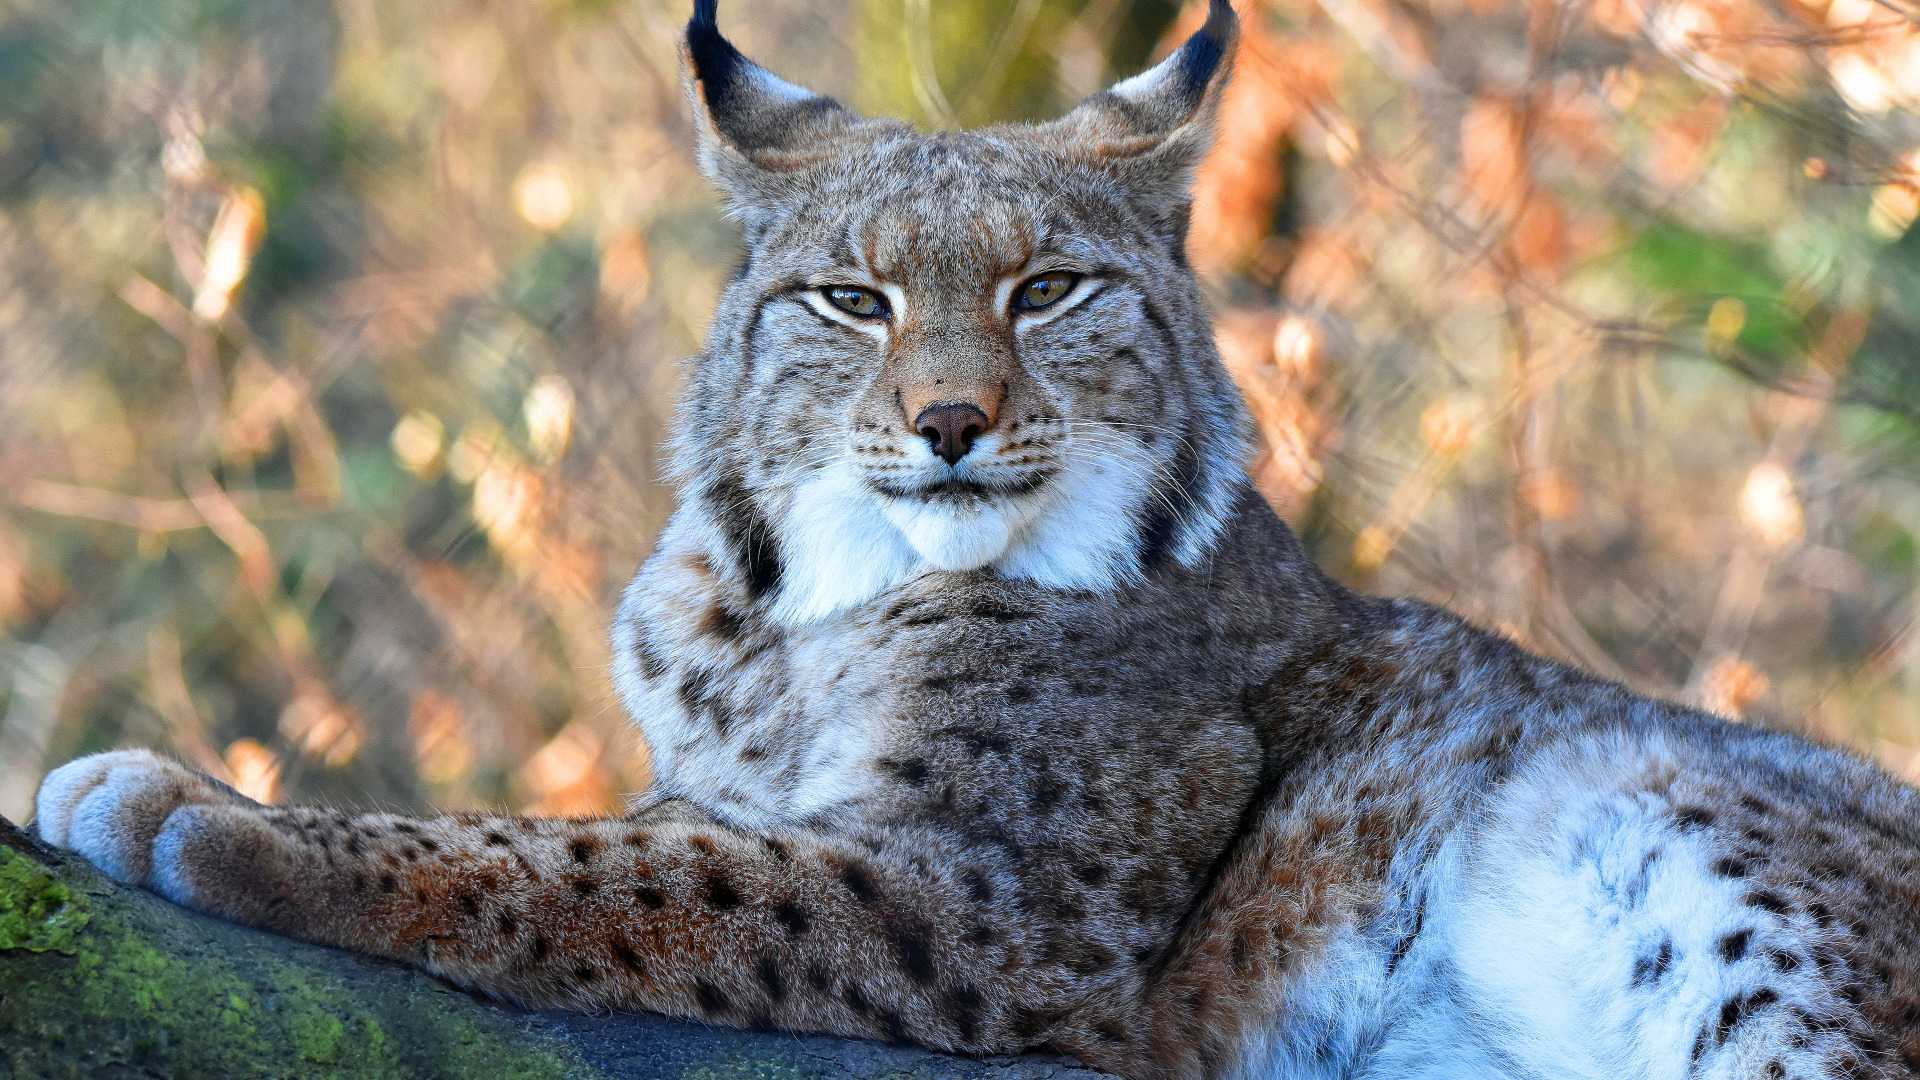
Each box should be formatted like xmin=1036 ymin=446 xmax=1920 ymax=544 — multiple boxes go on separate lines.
xmin=35 ymin=3 xmax=1920 ymax=1077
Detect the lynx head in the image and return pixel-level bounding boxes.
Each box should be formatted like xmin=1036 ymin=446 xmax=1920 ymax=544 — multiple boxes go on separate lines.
xmin=671 ymin=0 xmax=1254 ymax=625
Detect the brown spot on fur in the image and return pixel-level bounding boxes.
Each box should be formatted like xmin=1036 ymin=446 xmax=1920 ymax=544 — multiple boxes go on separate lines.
xmin=963 ymin=870 xmax=992 ymax=903
xmin=635 ymin=887 xmax=665 ymax=909
xmin=889 ymin=924 xmax=936 ymax=984
xmin=1713 ymin=987 xmax=1779 ymax=1045
xmin=879 ymin=757 xmax=930 ymax=786
xmin=569 ymin=838 xmax=598 ymax=864
xmin=839 ymin=862 xmax=879 ymax=905
xmin=1009 ymin=1007 xmax=1058 ymax=1040
xmin=773 ymin=901 xmax=809 ymax=937
xmin=611 ymin=939 xmax=645 ymax=973
xmin=632 ymin=635 xmax=668 ymax=681
xmin=842 ymin=982 xmax=871 ymax=1016
xmin=706 ymin=873 xmax=741 ymax=910
xmin=695 ymin=980 xmax=730 ymax=1015
xmin=1230 ymin=932 xmax=1252 ymax=972
xmin=757 ymin=956 xmax=787 ymax=1002
xmin=700 ymin=603 xmax=747 ymax=641
xmin=1067 ymin=943 xmax=1115 ymax=975
xmin=942 ymin=985 xmax=985 ymax=1042
xmin=1031 ymin=776 xmax=1064 ymax=812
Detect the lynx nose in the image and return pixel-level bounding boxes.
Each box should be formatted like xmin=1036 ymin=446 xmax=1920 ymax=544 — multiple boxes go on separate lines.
xmin=914 ymin=403 xmax=990 ymax=466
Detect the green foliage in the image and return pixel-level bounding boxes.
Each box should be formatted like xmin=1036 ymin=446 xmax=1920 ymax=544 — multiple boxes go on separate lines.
xmin=1625 ymin=221 xmax=1799 ymax=358
xmin=1854 ymin=225 xmax=1920 ymax=424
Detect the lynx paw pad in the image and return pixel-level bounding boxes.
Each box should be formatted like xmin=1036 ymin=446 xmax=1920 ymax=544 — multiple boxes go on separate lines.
xmin=35 ymin=749 xmax=233 ymax=889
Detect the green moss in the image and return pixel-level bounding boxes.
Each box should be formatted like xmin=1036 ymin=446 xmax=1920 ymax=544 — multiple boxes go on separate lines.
xmin=0 ymin=832 xmax=608 ymax=1080
xmin=292 ymin=1009 xmax=346 ymax=1064
xmin=0 ymin=844 xmax=89 ymax=953
xmin=432 ymin=1014 xmax=578 ymax=1080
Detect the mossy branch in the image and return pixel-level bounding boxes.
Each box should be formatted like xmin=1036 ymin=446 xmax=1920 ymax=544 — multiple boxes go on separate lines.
xmin=0 ymin=816 xmax=1109 ymax=1080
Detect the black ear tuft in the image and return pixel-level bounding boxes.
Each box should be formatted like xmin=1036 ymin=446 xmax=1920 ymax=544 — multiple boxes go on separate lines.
xmin=1176 ymin=0 xmax=1236 ymax=98
xmin=686 ymin=0 xmax=742 ymax=114
xmin=680 ymin=1 xmax=873 ymax=219
xmin=1041 ymin=0 xmax=1239 ymax=227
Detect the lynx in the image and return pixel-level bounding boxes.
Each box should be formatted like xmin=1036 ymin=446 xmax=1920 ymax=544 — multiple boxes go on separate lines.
xmin=33 ymin=1 xmax=1920 ymax=1076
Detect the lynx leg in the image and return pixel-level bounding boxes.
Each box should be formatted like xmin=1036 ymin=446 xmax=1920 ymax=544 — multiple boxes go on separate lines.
xmin=1092 ymin=784 xmax=1417 ymax=1080
xmin=35 ymin=748 xmax=249 ymax=886
xmin=38 ymin=751 xmax=1070 ymax=1056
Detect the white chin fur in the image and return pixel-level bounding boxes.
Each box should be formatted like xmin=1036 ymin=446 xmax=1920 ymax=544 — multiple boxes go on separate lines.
xmin=880 ymin=499 xmax=1022 ymax=571
xmin=768 ymin=463 xmax=921 ymax=626
xmin=765 ymin=441 xmax=1158 ymax=627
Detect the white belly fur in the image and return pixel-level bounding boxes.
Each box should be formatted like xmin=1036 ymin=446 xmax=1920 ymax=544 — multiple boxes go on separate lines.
xmin=1247 ymin=733 xmax=1864 ymax=1079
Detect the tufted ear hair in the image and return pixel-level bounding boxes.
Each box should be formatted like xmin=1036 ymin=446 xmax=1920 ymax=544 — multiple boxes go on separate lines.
xmin=682 ymin=0 xmax=872 ymax=221
xmin=1044 ymin=0 xmax=1238 ymax=221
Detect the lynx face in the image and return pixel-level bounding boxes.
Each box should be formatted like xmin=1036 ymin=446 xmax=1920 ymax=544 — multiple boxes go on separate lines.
xmin=670 ymin=11 xmax=1253 ymax=625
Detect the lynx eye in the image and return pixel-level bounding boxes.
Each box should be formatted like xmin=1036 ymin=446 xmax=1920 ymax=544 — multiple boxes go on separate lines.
xmin=824 ymin=286 xmax=888 ymax=319
xmin=1015 ymin=272 xmax=1077 ymax=311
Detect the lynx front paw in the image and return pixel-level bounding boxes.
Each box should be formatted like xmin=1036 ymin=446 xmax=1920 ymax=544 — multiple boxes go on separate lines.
xmin=34 ymin=749 xmax=246 ymax=893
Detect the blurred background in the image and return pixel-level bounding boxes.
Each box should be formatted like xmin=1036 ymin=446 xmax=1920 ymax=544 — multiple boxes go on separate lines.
xmin=2 ymin=0 xmax=1917 ymax=823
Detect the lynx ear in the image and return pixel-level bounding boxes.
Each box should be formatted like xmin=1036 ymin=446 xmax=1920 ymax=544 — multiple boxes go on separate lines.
xmin=1048 ymin=0 xmax=1238 ymax=210
xmin=682 ymin=0 xmax=868 ymax=219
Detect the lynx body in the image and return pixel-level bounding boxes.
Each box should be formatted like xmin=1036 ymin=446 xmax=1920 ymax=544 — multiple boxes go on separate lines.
xmin=35 ymin=2 xmax=1920 ymax=1076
